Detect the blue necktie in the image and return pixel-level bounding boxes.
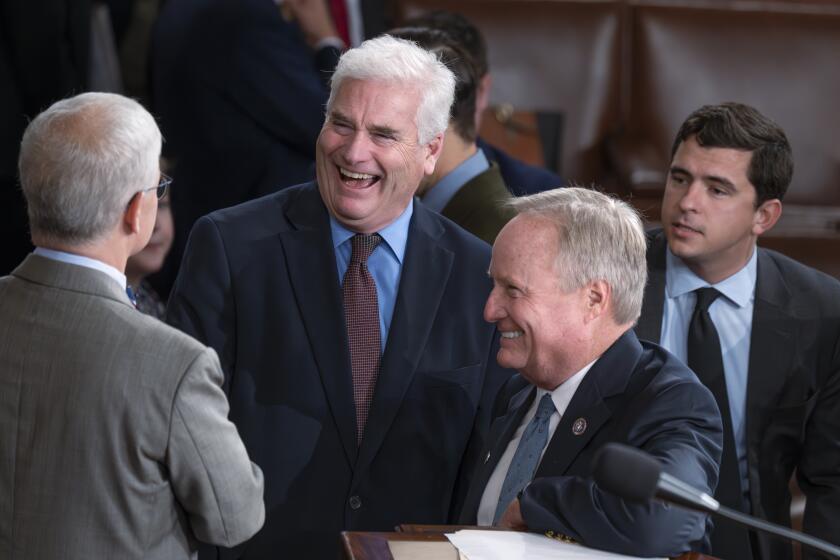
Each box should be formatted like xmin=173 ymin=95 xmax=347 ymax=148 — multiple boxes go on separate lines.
xmin=494 ymin=393 xmax=556 ymax=523
xmin=126 ymin=285 xmax=137 ymax=308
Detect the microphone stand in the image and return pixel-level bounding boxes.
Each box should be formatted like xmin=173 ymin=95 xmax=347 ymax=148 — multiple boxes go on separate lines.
xmin=709 ymin=504 xmax=840 ymax=560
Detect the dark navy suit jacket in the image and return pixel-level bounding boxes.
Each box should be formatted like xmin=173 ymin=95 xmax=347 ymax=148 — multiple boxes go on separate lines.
xmin=460 ymin=330 xmax=723 ymax=558
xmin=637 ymin=229 xmax=840 ymax=560
xmin=151 ymin=0 xmax=339 ymax=293
xmin=167 ymin=182 xmax=513 ymax=558
xmin=478 ymin=138 xmax=565 ymax=196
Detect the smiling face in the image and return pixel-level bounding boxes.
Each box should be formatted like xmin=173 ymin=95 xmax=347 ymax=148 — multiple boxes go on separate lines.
xmin=484 ymin=215 xmax=592 ymax=389
xmin=661 ymin=135 xmax=780 ymax=284
xmin=316 ymin=78 xmax=443 ymax=233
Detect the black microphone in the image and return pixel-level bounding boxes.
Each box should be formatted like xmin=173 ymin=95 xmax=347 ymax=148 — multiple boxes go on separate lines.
xmin=592 ymin=443 xmax=840 ymax=560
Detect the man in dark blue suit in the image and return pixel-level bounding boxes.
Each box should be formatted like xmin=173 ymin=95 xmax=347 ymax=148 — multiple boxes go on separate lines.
xmin=152 ymin=0 xmax=348 ymax=295
xmin=458 ymin=188 xmax=722 ymax=558
xmin=168 ymin=36 xmax=512 ymax=559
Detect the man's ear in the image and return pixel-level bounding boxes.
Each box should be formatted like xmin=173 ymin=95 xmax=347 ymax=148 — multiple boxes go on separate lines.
xmin=753 ymin=198 xmax=782 ymax=236
xmin=423 ymin=131 xmax=445 ymax=176
xmin=124 ymin=192 xmax=144 ymax=235
xmin=475 ymin=73 xmax=492 ymax=129
xmin=584 ymin=279 xmax=610 ymax=322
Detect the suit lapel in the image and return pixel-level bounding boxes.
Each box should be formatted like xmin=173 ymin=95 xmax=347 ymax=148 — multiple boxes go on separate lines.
xmin=537 ymin=331 xmax=642 ymax=477
xmin=745 ymin=251 xmax=795 ymax=486
xmin=355 ymin=202 xmax=455 ymax=472
xmin=636 ymin=229 xmax=666 ymax=343
xmin=460 ymin=384 xmax=536 ymax=522
xmin=280 ymin=185 xmax=358 ymax=466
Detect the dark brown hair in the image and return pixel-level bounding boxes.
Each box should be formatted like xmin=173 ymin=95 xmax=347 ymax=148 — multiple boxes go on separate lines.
xmin=389 ymin=27 xmax=479 ymax=143
xmin=671 ymin=102 xmax=793 ymax=204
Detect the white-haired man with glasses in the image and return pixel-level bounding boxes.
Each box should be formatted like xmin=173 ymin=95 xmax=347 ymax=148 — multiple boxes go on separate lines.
xmin=168 ymin=36 xmax=513 ymax=559
xmin=0 ymin=92 xmax=265 ymax=559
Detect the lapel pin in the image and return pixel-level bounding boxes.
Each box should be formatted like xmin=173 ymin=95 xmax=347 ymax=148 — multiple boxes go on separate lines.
xmin=484 ymin=452 xmax=491 ymax=464
xmin=572 ymin=417 xmax=587 ymax=435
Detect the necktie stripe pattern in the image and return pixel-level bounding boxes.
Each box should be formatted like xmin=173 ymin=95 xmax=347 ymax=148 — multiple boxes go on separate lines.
xmin=494 ymin=393 xmax=556 ymax=523
xmin=687 ymin=287 xmax=753 ymax=559
xmin=343 ymin=234 xmax=382 ymax=443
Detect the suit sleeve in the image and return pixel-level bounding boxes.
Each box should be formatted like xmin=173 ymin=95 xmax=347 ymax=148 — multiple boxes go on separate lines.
xmin=166 ymin=347 xmax=265 ymax=546
xmin=519 ymin=378 xmax=722 ymax=558
xmin=799 ymin=336 xmax=840 ymax=558
xmin=167 ymin=216 xmax=236 ymax=388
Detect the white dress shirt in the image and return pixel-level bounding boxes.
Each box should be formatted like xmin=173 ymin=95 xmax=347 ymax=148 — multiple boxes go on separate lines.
xmin=34 ymin=247 xmax=127 ymax=291
xmin=476 ymin=360 xmax=595 ymax=525
xmin=660 ymin=247 xmax=757 ymax=503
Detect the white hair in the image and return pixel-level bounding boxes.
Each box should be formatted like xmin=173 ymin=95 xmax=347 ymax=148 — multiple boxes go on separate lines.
xmin=18 ymin=92 xmax=162 ymax=245
xmin=327 ymin=35 xmax=455 ymax=145
xmin=508 ymin=187 xmax=648 ymax=325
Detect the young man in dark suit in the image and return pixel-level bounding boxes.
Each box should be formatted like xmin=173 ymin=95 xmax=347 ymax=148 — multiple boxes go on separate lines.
xmin=168 ymin=36 xmax=512 ymax=559
xmin=635 ymin=102 xmax=840 ymax=560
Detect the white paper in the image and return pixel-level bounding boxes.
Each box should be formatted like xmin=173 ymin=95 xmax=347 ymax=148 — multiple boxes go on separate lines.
xmin=446 ymin=530 xmax=666 ymax=560
xmin=388 ymin=540 xmax=462 ymax=560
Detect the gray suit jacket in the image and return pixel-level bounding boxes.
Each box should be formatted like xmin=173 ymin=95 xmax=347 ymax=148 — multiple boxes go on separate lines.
xmin=0 ymin=255 xmax=265 ymax=559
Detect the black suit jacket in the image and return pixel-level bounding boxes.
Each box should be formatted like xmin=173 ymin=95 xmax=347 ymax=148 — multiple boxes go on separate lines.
xmin=167 ymin=182 xmax=512 ymax=559
xmin=0 ymin=0 xmax=90 ymax=274
xmin=460 ymin=330 xmax=722 ymax=558
xmin=151 ymin=0 xmax=341 ymax=295
xmin=636 ymin=229 xmax=840 ymax=560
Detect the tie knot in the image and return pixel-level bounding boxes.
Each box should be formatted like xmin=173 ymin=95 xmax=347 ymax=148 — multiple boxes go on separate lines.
xmin=694 ymin=287 xmax=721 ymax=313
xmin=535 ymin=393 xmax=556 ymax=420
xmin=350 ymin=234 xmax=382 ymax=264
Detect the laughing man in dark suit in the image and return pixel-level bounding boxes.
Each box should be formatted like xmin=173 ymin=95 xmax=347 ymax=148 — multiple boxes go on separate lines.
xmin=635 ymin=102 xmax=840 ymax=560
xmin=167 ymin=36 xmax=512 ymax=559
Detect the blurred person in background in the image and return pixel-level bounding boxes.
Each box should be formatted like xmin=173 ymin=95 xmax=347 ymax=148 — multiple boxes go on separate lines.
xmin=127 ymin=189 xmax=174 ymax=318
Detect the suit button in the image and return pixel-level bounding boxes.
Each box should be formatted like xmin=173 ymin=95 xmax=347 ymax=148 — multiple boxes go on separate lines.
xmin=349 ymin=495 xmax=362 ymax=510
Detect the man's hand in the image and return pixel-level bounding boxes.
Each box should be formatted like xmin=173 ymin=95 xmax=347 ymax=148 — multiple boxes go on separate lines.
xmin=498 ymin=498 xmax=528 ymax=530
xmin=284 ymin=0 xmax=342 ymax=49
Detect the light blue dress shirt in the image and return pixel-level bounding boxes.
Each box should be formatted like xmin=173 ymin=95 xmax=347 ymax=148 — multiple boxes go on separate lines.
xmin=330 ymin=200 xmax=413 ymax=352
xmin=421 ymin=148 xmax=490 ymax=213
xmin=660 ymin=247 xmax=757 ymax=504
xmin=33 ymin=247 xmax=128 ymax=291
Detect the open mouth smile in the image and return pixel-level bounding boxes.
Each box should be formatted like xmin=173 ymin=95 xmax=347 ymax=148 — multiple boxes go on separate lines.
xmin=339 ymin=166 xmax=380 ymax=188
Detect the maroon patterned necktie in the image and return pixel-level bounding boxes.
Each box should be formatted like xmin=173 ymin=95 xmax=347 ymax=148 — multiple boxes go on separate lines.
xmin=343 ymin=234 xmax=382 ymax=443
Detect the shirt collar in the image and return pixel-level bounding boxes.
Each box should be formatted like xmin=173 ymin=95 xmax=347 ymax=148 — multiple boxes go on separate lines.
xmin=33 ymin=247 xmax=127 ymax=290
xmin=329 ymin=198 xmax=414 ymax=264
xmin=421 ymin=147 xmax=490 ymax=213
xmin=665 ymin=245 xmax=757 ymax=308
xmin=535 ymin=357 xmax=597 ymax=415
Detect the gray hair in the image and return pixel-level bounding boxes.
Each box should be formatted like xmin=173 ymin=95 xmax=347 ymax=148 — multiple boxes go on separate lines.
xmin=508 ymin=187 xmax=648 ymax=325
xmin=327 ymin=35 xmax=455 ymax=145
xmin=19 ymin=92 xmax=162 ymax=245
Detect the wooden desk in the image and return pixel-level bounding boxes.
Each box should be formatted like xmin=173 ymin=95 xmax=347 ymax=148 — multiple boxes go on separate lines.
xmin=342 ymin=528 xmax=717 ymax=560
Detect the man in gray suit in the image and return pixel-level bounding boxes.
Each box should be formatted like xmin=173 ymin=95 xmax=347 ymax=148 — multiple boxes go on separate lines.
xmin=0 ymin=92 xmax=265 ymax=559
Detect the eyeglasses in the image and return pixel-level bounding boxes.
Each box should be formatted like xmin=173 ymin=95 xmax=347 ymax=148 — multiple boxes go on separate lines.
xmin=141 ymin=173 xmax=172 ymax=200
